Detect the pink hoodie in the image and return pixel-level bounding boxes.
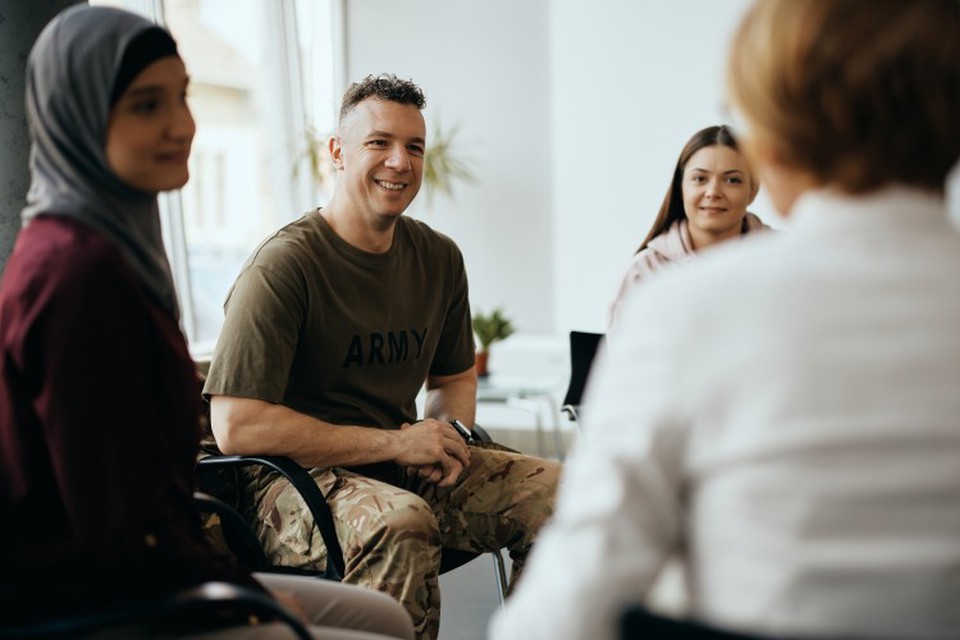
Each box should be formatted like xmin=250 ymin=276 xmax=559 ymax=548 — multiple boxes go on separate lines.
xmin=608 ymin=212 xmax=770 ymax=328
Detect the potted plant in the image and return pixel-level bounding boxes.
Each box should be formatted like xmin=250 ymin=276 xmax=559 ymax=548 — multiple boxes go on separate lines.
xmin=422 ymin=119 xmax=474 ymax=208
xmin=472 ymin=307 xmax=515 ymax=378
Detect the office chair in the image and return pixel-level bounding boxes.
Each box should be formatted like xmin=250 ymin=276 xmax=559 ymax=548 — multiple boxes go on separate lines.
xmin=560 ymin=331 xmax=604 ymax=425
xmin=196 ymin=426 xmax=509 ymax=603
xmin=193 ymin=359 xmax=509 ymax=601
xmin=197 ymin=454 xmax=346 ymax=581
xmin=0 ymin=582 xmax=311 ymax=640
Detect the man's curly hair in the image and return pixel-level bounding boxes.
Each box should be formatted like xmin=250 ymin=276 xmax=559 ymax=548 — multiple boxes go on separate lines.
xmin=338 ymin=73 xmax=426 ymax=124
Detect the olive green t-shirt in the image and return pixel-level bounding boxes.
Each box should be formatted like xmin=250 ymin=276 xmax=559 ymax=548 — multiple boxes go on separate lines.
xmin=203 ymin=211 xmax=475 ymax=430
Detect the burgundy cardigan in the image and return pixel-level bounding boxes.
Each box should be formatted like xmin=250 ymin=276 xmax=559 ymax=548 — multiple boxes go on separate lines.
xmin=0 ymin=217 xmax=257 ymax=626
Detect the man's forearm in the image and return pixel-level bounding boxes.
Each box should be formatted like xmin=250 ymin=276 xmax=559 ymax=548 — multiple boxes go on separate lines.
xmin=209 ymin=395 xmax=402 ymax=468
xmin=210 ymin=395 xmax=472 ymax=476
xmin=424 ymin=368 xmax=478 ymax=426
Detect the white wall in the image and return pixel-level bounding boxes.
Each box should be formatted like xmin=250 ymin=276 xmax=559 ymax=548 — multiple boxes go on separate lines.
xmin=343 ymin=1 xmax=777 ymax=338
xmin=343 ymin=0 xmax=556 ymax=333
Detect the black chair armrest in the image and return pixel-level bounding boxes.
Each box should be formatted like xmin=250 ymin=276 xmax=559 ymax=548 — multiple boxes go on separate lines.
xmin=0 ymin=582 xmax=311 ymax=640
xmin=560 ymin=404 xmax=580 ymax=423
xmin=470 ymin=423 xmax=494 ymax=444
xmin=197 ymin=455 xmax=345 ymax=581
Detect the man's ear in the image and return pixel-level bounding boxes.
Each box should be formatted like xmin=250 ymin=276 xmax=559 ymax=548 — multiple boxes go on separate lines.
xmin=329 ymin=135 xmax=344 ymax=170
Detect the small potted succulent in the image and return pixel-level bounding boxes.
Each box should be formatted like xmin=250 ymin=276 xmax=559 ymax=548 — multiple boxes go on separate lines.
xmin=472 ymin=307 xmax=515 ymax=377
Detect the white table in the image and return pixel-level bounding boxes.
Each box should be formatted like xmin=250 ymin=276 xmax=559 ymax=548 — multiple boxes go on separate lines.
xmin=476 ymin=374 xmax=566 ymax=459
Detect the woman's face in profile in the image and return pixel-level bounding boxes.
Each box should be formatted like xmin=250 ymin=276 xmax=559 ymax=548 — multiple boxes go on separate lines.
xmin=105 ymin=56 xmax=195 ymax=194
xmin=681 ymin=144 xmax=757 ymax=240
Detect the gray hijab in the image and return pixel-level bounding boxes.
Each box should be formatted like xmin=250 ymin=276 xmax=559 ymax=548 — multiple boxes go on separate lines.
xmin=22 ymin=5 xmax=181 ymax=318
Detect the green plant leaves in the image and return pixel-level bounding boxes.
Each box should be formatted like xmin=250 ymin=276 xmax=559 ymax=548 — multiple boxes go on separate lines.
xmin=472 ymin=307 xmax=515 ymax=351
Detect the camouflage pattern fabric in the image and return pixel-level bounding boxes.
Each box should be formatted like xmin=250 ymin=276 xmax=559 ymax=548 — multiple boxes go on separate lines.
xmin=245 ymin=443 xmax=560 ymax=640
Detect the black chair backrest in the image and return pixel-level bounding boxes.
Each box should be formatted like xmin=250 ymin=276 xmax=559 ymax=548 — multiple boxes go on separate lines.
xmin=561 ymin=331 xmax=604 ymax=409
xmin=620 ymin=606 xmax=872 ymax=640
xmin=620 ymin=606 xmax=765 ymax=639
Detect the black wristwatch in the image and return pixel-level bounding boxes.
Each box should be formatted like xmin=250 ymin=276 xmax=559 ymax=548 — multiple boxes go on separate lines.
xmin=448 ymin=419 xmax=473 ymax=443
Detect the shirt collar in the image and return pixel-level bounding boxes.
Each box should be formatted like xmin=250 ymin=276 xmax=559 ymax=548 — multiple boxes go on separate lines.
xmin=788 ymin=185 xmax=946 ymax=232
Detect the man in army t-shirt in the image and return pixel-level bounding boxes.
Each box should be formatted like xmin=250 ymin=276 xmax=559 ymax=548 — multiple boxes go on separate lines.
xmin=203 ymin=73 xmax=559 ymax=640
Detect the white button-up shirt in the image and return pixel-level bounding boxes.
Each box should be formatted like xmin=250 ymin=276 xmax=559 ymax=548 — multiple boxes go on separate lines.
xmin=490 ymin=187 xmax=960 ymax=640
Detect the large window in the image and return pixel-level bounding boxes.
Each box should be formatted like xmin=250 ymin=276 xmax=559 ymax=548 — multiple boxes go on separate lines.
xmin=93 ymin=0 xmax=341 ymax=354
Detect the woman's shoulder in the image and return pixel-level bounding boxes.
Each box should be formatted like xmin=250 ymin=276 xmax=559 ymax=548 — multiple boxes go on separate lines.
xmin=632 ymin=221 xmax=693 ymax=274
xmin=1 ymin=217 xmax=143 ymax=330
xmin=624 ymin=248 xmax=669 ymax=284
xmin=608 ymin=229 xmax=691 ymax=328
xmin=744 ymin=211 xmax=774 ymax=233
xmin=11 ymin=217 xmax=131 ymax=288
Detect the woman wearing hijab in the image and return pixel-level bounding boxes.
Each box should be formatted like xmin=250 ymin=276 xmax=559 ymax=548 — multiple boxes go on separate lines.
xmin=0 ymin=6 xmax=412 ymax=638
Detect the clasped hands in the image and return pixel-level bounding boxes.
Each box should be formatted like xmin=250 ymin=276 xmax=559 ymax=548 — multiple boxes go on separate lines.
xmin=397 ymin=418 xmax=471 ymax=487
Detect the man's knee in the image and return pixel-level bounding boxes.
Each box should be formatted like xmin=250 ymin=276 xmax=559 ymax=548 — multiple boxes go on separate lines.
xmin=345 ymin=492 xmax=443 ymax=594
xmin=510 ymin=457 xmax=560 ymax=534
xmin=361 ymin=493 xmax=442 ymax=551
xmin=533 ymin=458 xmax=561 ymax=503
xmin=494 ymin=452 xmax=560 ymax=513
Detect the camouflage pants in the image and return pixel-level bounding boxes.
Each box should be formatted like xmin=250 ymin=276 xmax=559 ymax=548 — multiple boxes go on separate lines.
xmin=246 ymin=443 xmax=560 ymax=640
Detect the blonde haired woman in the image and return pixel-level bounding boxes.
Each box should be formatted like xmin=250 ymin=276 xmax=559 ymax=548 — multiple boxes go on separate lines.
xmin=491 ymin=1 xmax=960 ymax=638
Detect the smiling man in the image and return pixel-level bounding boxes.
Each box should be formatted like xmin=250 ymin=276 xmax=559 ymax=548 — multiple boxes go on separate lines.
xmin=202 ymin=74 xmax=559 ymax=640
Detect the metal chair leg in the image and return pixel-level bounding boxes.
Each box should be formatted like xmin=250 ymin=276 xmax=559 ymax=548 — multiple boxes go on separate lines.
xmin=490 ymin=549 xmax=509 ymax=605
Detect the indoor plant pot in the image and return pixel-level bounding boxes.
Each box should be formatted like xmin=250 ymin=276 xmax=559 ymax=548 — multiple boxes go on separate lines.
xmin=472 ymin=308 xmax=515 ymax=378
